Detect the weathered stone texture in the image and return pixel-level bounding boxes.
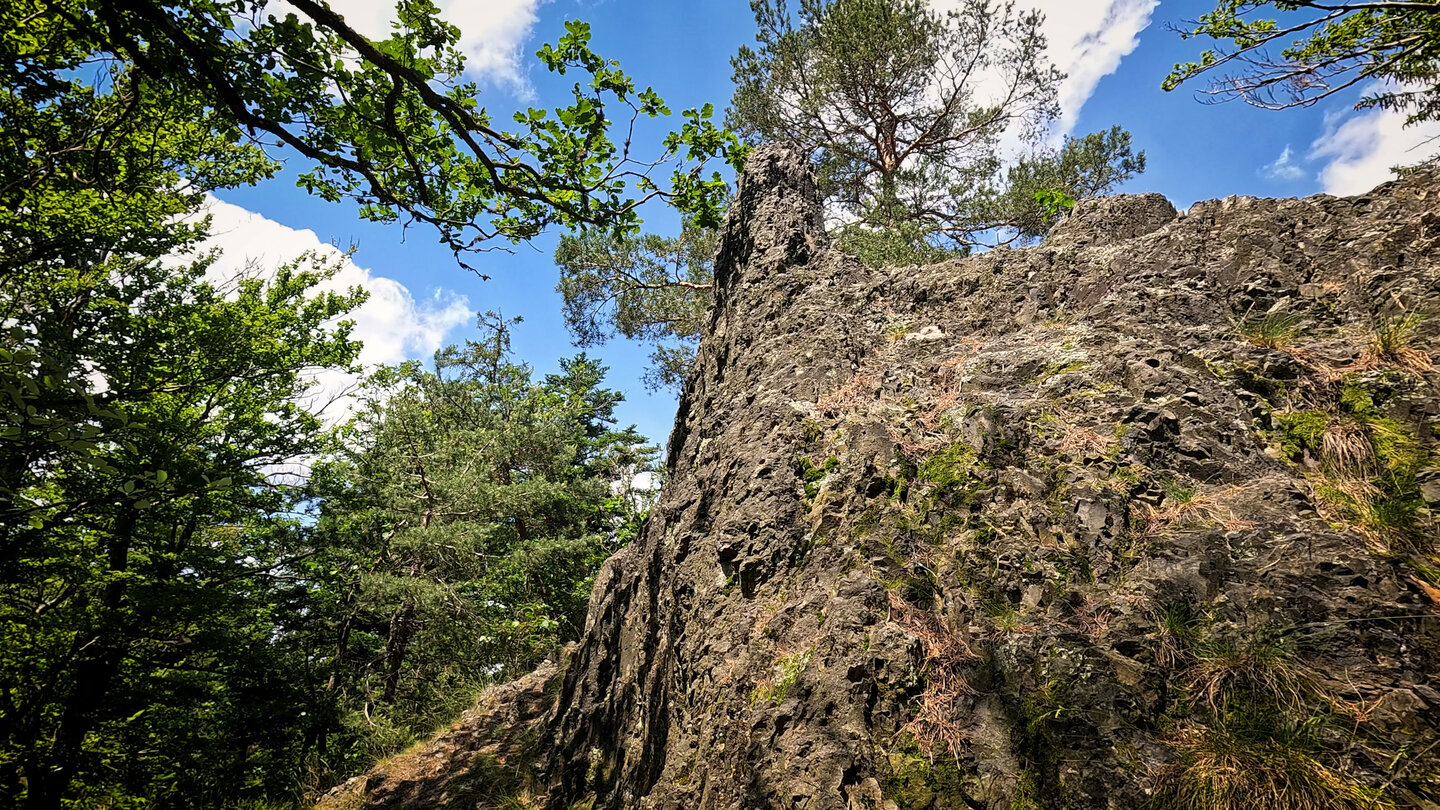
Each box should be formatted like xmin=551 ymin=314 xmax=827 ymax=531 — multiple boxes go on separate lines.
xmin=329 ymin=146 xmax=1440 ymax=810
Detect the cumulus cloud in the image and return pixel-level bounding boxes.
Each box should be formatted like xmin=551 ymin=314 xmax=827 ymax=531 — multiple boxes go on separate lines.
xmin=928 ymin=0 xmax=1158 ymax=139
xmin=198 ymin=195 xmax=472 ymax=422
xmin=1033 ymin=0 xmax=1159 ymax=136
xmin=277 ymin=0 xmax=545 ymax=96
xmin=1309 ymin=97 xmax=1440 ymax=195
xmin=1261 ymin=145 xmax=1305 ymax=182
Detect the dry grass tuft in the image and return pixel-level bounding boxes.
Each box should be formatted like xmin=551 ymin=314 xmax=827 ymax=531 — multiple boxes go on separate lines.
xmin=816 ymin=370 xmax=878 ymax=416
xmin=1154 ymin=724 xmax=1392 ymax=810
xmin=1360 ymin=312 xmax=1434 ymax=373
xmin=1410 ymin=575 xmax=1440 ymax=606
xmin=1137 ymin=482 xmax=1255 ymax=537
xmin=1319 ymin=419 xmax=1374 ymax=477
xmin=1184 ymin=639 xmax=1313 ymax=716
xmin=1068 ymin=594 xmax=1115 ymax=639
xmin=1059 ymin=424 xmax=1113 ymax=455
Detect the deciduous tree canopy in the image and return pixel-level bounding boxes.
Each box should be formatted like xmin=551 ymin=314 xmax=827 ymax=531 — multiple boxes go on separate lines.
xmin=1165 ymin=0 xmax=1440 ymax=126
xmin=3 ymin=0 xmax=745 ymax=272
xmin=0 ymin=3 xmax=698 ymax=806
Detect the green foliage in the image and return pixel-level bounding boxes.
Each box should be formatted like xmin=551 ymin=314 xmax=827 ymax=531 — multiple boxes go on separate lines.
xmin=1165 ymin=0 xmax=1440 ymax=138
xmin=797 ymin=456 xmax=841 ymax=500
xmin=831 ymin=219 xmax=955 ymax=268
xmin=728 ymin=0 xmax=1144 ymax=249
xmin=555 ymin=221 xmax=719 ymax=392
xmin=917 ymin=444 xmax=980 ymax=490
xmin=1274 ymin=410 xmax=1330 ymax=460
xmin=4 ymin=1 xmax=745 ymax=272
xmin=1033 ymin=189 xmax=1077 ymax=220
xmin=882 ymin=735 xmax=973 ymax=809
xmin=1 ymin=4 xmax=678 ymax=804
xmin=1239 ymin=308 xmax=1308 ymax=350
xmin=0 ymin=19 xmax=370 ymax=803
xmin=308 ymin=316 xmax=657 ymax=779
xmin=997 ymin=126 xmax=1146 ymax=239
xmin=1365 ymin=312 xmax=1434 ymax=371
xmin=1273 ymin=383 xmax=1434 ymax=549
xmin=753 ymin=647 xmax=814 ymax=705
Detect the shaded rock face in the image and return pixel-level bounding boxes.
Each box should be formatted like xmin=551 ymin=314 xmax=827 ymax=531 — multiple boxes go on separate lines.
xmin=336 ymin=147 xmax=1440 ymax=810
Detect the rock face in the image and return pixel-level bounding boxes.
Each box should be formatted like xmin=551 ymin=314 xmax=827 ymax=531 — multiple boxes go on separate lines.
xmin=327 ymin=147 xmax=1440 ymax=810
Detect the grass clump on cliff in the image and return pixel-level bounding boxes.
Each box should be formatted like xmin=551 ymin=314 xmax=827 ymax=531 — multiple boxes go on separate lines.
xmin=753 ymin=647 xmax=814 ymax=705
xmin=1151 ymin=623 xmax=1392 ymax=810
xmin=1136 ymin=478 xmax=1253 ymax=536
xmin=1362 ymin=312 xmax=1434 ymax=373
xmin=1274 ymin=381 xmax=1435 ymax=551
xmin=1238 ymin=308 xmax=1307 ymax=351
xmin=1266 ymin=374 xmax=1436 ymax=552
xmin=1155 ymin=724 xmax=1392 ymax=810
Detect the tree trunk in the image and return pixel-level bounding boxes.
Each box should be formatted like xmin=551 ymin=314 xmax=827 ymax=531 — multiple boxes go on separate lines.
xmin=27 ymin=507 xmax=137 ymax=810
xmin=380 ymin=599 xmax=416 ymax=705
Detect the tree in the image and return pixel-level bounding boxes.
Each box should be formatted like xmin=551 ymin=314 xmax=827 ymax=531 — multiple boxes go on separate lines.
xmin=727 ymin=0 xmax=1145 ymax=249
xmin=306 ymin=316 xmax=656 ymax=773
xmin=0 ymin=10 xmax=391 ymax=804
xmin=555 ymin=222 xmax=718 ymax=393
xmin=1164 ymin=1 xmax=1440 ymax=125
xmin=5 ymin=1 xmax=746 ymax=271
xmin=0 ymin=246 xmax=367 ymax=808
xmin=982 ymin=125 xmax=1147 ymax=241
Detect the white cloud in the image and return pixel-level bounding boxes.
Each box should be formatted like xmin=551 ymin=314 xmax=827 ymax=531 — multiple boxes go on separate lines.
xmin=1309 ymin=96 xmax=1440 ymax=195
xmin=929 ymin=0 xmax=1158 ymax=139
xmin=197 ymin=196 xmax=472 ymax=422
xmin=1261 ymin=145 xmax=1305 ymax=181
xmin=277 ymin=0 xmax=546 ymax=96
xmin=1034 ymin=0 xmax=1159 ymax=136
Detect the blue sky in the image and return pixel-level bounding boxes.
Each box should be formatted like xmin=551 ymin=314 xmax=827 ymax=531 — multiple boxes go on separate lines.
xmin=204 ymin=0 xmax=1440 ymax=450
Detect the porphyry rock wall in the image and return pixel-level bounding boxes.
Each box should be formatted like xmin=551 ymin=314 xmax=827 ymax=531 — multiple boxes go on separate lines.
xmin=327 ymin=146 xmax=1440 ymax=810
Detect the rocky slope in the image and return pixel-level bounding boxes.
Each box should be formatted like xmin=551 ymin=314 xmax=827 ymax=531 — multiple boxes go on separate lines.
xmin=321 ymin=146 xmax=1440 ymax=810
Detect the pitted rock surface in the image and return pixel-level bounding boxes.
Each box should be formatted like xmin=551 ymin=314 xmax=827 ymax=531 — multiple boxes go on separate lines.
xmin=328 ymin=147 xmax=1440 ymax=810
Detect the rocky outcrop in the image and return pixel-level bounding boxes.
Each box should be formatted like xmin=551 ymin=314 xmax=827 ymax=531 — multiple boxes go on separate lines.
xmin=329 ymin=147 xmax=1440 ymax=809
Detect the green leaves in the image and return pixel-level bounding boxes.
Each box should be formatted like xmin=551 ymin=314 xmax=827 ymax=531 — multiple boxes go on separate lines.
xmin=11 ymin=1 xmax=743 ymax=273
xmin=1164 ymin=1 xmax=1440 ymax=129
xmin=0 ymin=43 xmax=367 ymax=796
xmin=727 ymin=0 xmax=1140 ymax=250
xmin=307 ymin=318 xmax=656 ymax=771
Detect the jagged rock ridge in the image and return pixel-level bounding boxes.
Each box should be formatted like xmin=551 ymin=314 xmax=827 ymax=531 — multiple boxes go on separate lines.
xmin=322 ymin=146 xmax=1440 ymax=810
